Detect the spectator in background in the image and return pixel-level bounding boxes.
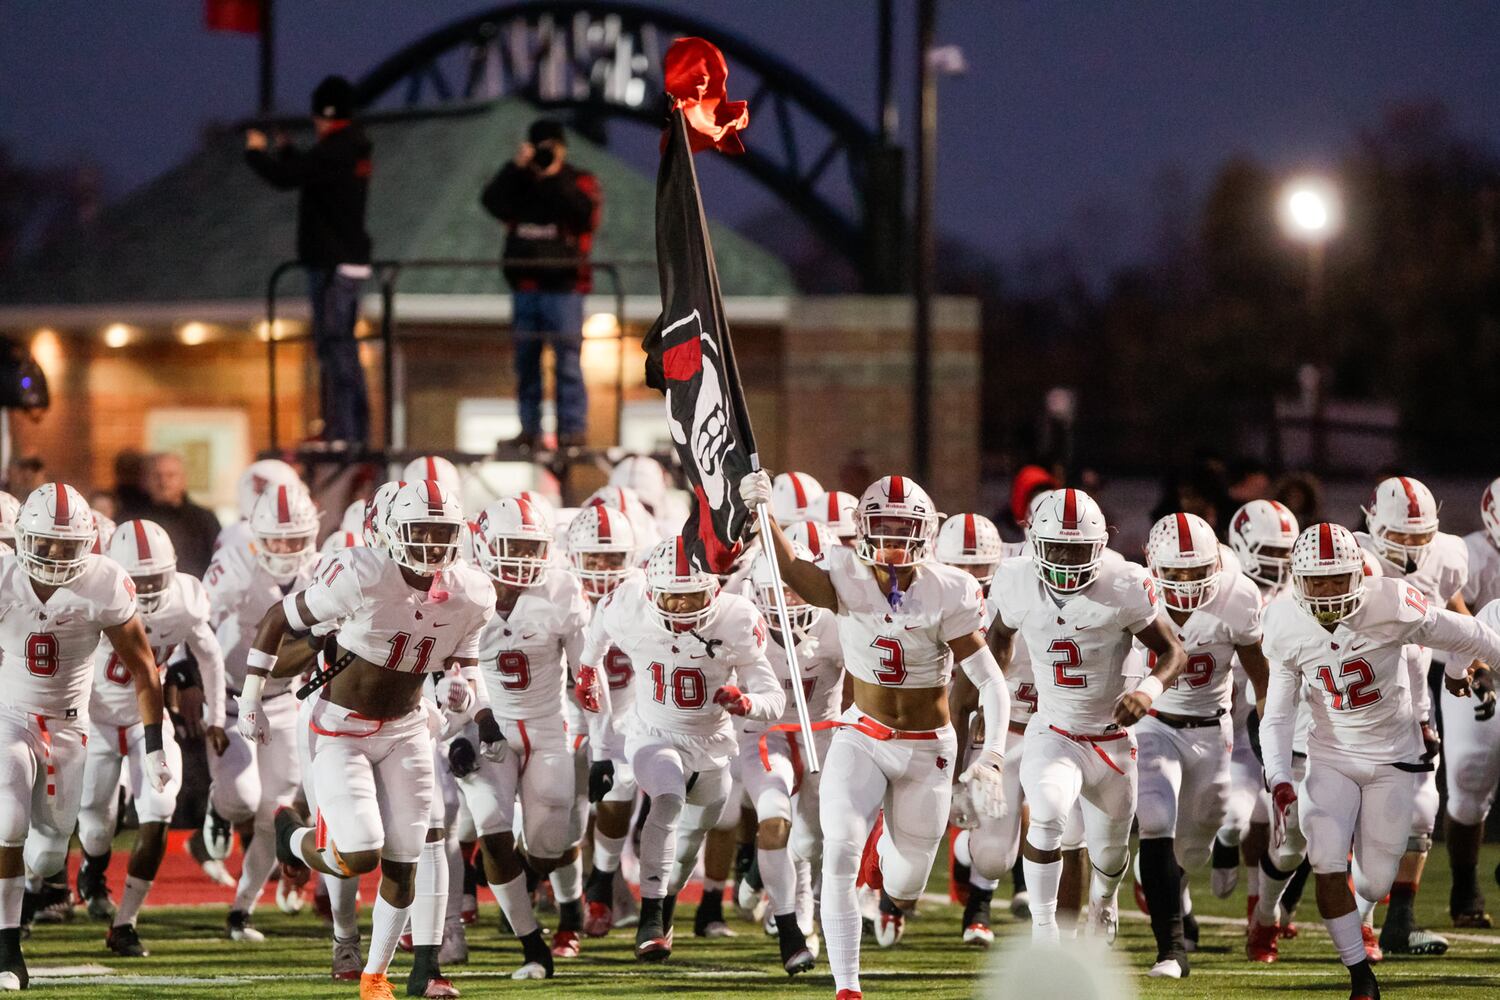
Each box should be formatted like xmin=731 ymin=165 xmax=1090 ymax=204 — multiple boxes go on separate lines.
xmin=1227 ymin=458 xmax=1272 ymax=504
xmin=113 ymin=449 xmax=151 ymax=520
xmin=5 ymin=454 xmax=45 ymax=497
xmin=1151 ymin=458 xmax=1232 ymax=534
xmin=87 ymin=490 xmax=118 ymax=523
xmin=1275 ymin=471 xmax=1324 ymax=528
xmin=246 ymin=75 xmax=373 ymax=447
xmin=137 ymin=453 xmax=221 ymax=577
xmin=481 ymin=118 xmax=602 ymax=452
xmin=1004 ymin=463 xmax=1059 ymax=540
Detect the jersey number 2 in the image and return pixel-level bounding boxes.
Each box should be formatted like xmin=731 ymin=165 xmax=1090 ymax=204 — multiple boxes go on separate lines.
xmin=1049 ymin=639 xmax=1085 ymax=687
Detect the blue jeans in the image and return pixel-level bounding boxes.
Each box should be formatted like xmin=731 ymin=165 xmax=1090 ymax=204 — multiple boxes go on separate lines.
xmin=307 ymin=267 xmax=370 ymax=443
xmin=512 ymin=290 xmax=587 ymax=437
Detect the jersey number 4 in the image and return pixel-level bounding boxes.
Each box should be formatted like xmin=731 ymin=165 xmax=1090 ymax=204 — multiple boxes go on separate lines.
xmin=648 ymin=662 xmax=707 ymax=708
xmin=1315 ymin=657 xmax=1382 ymax=710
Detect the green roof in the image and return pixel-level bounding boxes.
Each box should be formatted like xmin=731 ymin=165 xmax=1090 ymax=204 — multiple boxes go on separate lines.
xmin=0 ymin=99 xmax=793 ymax=305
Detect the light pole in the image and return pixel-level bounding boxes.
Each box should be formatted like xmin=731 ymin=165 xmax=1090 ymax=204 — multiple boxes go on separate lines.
xmin=1278 ymin=176 xmax=1341 ymax=469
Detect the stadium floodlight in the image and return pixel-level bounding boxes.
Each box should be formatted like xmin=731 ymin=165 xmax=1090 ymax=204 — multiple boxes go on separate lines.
xmin=1279 ymin=176 xmax=1341 ymax=243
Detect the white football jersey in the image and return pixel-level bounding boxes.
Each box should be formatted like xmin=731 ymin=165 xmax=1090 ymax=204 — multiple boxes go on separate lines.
xmin=204 ymin=541 xmax=315 ymax=696
xmin=582 ymin=576 xmax=782 ymax=742
xmin=477 ymin=568 xmax=590 ymax=720
xmin=1462 ymin=530 xmax=1500 ymax=612
xmin=92 ymin=573 xmax=225 ymax=728
xmin=992 ymin=552 xmax=1157 ymax=733
xmin=0 ymin=553 xmax=137 ymax=718
xmin=580 ymin=579 xmax=643 ymax=761
xmin=1261 ymin=576 xmax=1500 ymax=784
xmin=1356 ymin=530 xmax=1467 ymax=606
xmin=213 ymin=519 xmax=253 ymax=556
xmin=1138 ymin=569 xmax=1262 ymax=717
xmin=760 ymin=612 xmax=844 ymax=730
xmin=987 ymin=590 xmax=1039 ymax=725
xmin=827 ymin=545 xmax=985 ymax=690
xmin=298 ymin=547 xmax=494 ymax=672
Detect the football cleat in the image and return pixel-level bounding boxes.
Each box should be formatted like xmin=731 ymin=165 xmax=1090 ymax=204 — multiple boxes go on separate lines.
xmin=1246 ymin=921 xmax=1279 ymax=963
xmin=227 ymin=909 xmax=264 ymax=943
xmin=276 ymin=863 xmax=309 ymax=914
xmin=511 ymin=963 xmax=548 ymax=981
xmin=635 ymin=903 xmax=673 ymax=963
xmin=360 ymin=972 xmax=397 ymax=1000
xmin=439 ymin=921 xmax=468 ymax=965
xmin=1362 ymin=924 xmax=1384 ymax=962
xmin=419 ymin=977 xmax=460 ymax=999
xmin=962 ymin=921 xmax=994 ymax=947
xmin=873 ymin=909 xmax=904 ymax=948
xmin=775 ymin=913 xmax=815 ymax=975
xmin=105 ymin=923 xmax=149 ymax=958
xmin=1084 ymin=898 xmax=1118 ymax=946
xmin=836 ymin=991 xmax=863 ymax=1000
xmin=85 ymin=891 xmax=116 ymax=923
xmin=398 ymin=932 xmax=414 ymax=954
xmin=1148 ymin=957 xmax=1185 ymax=979
xmin=332 ymin=934 xmax=362 ymax=980
xmin=1451 ymin=909 xmax=1492 ymax=929
xmin=203 ymin=803 xmax=234 ymax=860
xmin=1381 ymin=925 xmax=1445 ymax=956
xmin=0 ymin=971 xmax=18 ymax=991
xmin=1009 ymin=890 xmax=1031 ymax=920
xmin=550 ymin=930 xmax=580 ymax=958
xmin=583 ymin=900 xmax=613 ymax=938
xmin=1280 ymin=920 xmax=1299 ymax=939
xmin=460 ymin=893 xmax=477 ymax=925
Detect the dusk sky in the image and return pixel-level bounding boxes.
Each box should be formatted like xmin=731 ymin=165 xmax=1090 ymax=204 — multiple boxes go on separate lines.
xmin=6 ymin=1 xmax=1500 ymax=278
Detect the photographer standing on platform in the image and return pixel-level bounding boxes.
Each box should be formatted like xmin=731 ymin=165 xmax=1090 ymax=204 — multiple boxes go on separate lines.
xmin=245 ymin=75 xmax=373 ymax=448
xmin=481 ymin=119 xmax=602 ymax=451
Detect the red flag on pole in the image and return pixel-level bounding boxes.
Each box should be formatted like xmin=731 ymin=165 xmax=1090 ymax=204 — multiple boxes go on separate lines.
xmin=205 ymin=0 xmax=262 ymax=34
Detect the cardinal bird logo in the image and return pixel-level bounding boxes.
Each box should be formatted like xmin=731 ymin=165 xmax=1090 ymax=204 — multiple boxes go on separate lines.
xmin=936 ymin=756 xmax=948 ymax=771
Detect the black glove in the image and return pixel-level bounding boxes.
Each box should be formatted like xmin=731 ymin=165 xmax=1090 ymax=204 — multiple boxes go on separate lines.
xmin=588 ymin=760 xmax=615 ymax=804
xmin=1246 ymin=707 xmax=1263 ymax=766
xmin=447 ymin=737 xmax=479 ymax=778
xmin=1475 ymin=668 xmax=1497 ymax=722
xmin=1420 ymin=720 xmax=1442 ymax=762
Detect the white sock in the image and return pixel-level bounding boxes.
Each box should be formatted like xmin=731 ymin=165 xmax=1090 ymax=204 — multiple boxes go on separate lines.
xmin=1023 ymin=858 xmax=1062 ymax=942
xmin=326 ymin=874 xmax=360 ymax=941
xmin=444 ymin=840 xmax=465 ymax=925
xmin=1325 ymin=910 xmax=1367 ymax=967
xmin=1257 ymin=864 xmax=1291 ymax=926
xmin=364 ymin=893 xmax=410 ymax=975
xmin=638 ymin=807 xmax=679 ymax=900
xmin=489 ymin=875 xmax=539 ymax=937
xmin=114 ymin=875 xmax=152 ymax=928
xmin=413 ymin=839 xmax=446 ymax=947
xmin=550 ymin=856 xmax=583 ymax=904
xmin=1246 ymin=862 xmax=1261 ymax=899
xmin=822 ymin=871 xmax=861 ymax=993
xmin=793 ymin=855 xmax=815 ymax=931
xmin=1356 ymin=891 xmax=1379 ymax=923
xmin=233 ymin=822 xmax=279 ymax=912
xmin=758 ymin=846 xmax=796 ymax=916
xmin=1090 ymin=858 xmax=1127 ymax=905
xmin=593 ymin=830 xmax=626 ymax=873
xmin=0 ymin=876 xmax=23 ymax=929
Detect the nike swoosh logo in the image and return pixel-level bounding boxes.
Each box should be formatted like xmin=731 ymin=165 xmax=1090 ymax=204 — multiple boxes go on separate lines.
xmin=1074 ymin=625 xmax=1089 ymax=631
xmin=690 ymin=653 xmax=708 ymax=660
xmin=432 ymin=622 xmax=450 ymax=628
xmin=903 ymin=625 xmax=923 ymax=631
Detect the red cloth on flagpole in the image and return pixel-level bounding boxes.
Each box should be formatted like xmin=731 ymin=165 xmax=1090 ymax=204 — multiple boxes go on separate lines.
xmin=205 ymin=0 xmax=262 ymax=34
xmin=663 ymin=37 xmax=749 ymax=155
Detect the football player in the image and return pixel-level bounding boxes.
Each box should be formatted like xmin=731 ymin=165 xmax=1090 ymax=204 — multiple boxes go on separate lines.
xmin=0 ymin=484 xmax=167 ymax=991
xmin=259 ymin=479 xmax=496 ymax=1000
xmin=76 ymin=520 xmax=228 ymax=957
xmin=742 ymin=472 xmax=1010 ymax=1000
xmin=214 ymin=459 xmax=303 ymax=554
xmin=1355 ymin=477 xmax=1473 ymax=949
xmin=990 ymin=488 xmax=1187 ymax=946
xmin=202 ymin=482 xmax=320 ymax=942
xmin=1134 ymin=513 xmax=1268 ymax=977
xmin=575 ymin=536 xmax=784 ymax=963
xmin=771 ymin=472 xmax=825 ymax=526
xmin=1261 ymin=523 xmax=1500 ymax=1000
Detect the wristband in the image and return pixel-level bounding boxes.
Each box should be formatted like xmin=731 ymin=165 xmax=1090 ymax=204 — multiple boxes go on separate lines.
xmin=143 ymin=723 xmax=164 ymax=754
xmin=1135 ymin=675 xmax=1165 ymax=703
xmin=246 ymin=648 xmax=278 ymax=676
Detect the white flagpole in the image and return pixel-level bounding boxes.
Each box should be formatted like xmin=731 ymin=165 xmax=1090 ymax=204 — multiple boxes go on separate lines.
xmin=752 ymin=497 xmax=821 ymax=773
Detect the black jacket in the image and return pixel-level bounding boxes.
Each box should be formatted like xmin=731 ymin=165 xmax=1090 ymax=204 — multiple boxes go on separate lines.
xmin=480 ymin=162 xmax=600 ymax=293
xmin=247 ymin=123 xmax=372 ymax=268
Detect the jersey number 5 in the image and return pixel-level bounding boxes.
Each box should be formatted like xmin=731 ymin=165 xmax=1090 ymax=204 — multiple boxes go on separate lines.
xmin=869 ymin=636 xmax=907 ymax=685
xmin=25 ymin=633 xmax=58 ymax=678
xmin=1315 ymin=657 xmax=1381 ymax=710
xmin=1049 ymin=639 xmax=1085 ymax=688
xmin=648 ymin=662 xmax=707 ymax=709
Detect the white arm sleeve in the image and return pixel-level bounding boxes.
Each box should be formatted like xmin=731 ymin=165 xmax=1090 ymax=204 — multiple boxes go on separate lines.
xmin=186 ymin=621 xmax=228 ymax=729
xmin=1413 ymin=608 xmax=1500 ymax=676
xmin=734 ymin=650 xmax=787 ymax=723
xmin=1260 ymin=660 xmax=1299 ymax=789
xmin=458 ymin=661 xmax=490 ymax=711
xmin=959 ymin=644 xmax=1011 ymax=759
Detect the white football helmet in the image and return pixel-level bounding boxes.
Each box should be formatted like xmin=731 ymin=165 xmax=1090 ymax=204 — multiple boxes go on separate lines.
xmin=567 ymin=502 xmax=636 ymax=599
xmin=108 ymin=519 xmax=176 ymax=614
xmin=16 ymin=482 xmax=96 ymax=586
xmin=91 ymin=511 xmax=117 ymax=554
xmin=402 ymin=456 xmax=462 ymax=499
xmin=785 ymin=519 xmax=840 ymax=565
xmin=818 ymin=490 xmax=858 ymax=540
xmin=386 ymin=480 xmax=465 ymax=575
xmin=1363 ymin=476 xmax=1439 ymax=569
xmin=362 ymin=481 xmax=404 ymax=554
xmin=515 ymin=489 xmax=559 ymax=526
xmin=1146 ymin=512 xmax=1222 ymax=611
xmin=749 ymin=542 xmax=821 ymax=635
xmin=609 ymin=455 xmax=669 ymax=513
xmin=0 ymin=491 xmax=19 ymax=551
xmin=340 ymin=499 xmax=367 ymax=534
xmin=772 ymin=472 xmax=825 ymax=526
xmin=320 ymin=529 xmax=364 ymax=555
xmin=237 ymin=459 xmax=301 ymax=521
xmin=1292 ymin=522 xmax=1367 ymax=624
xmin=1027 ymin=488 xmax=1108 ymax=595
xmin=1229 ymin=499 xmax=1299 ymax=589
xmin=855 ymin=475 xmax=939 ymax=567
xmin=475 ymin=496 xmax=552 ymax=587
xmin=644 ymin=536 xmax=720 ymax=631
xmin=1482 ymin=478 xmax=1500 ymax=551
xmin=250 ymin=483 xmax=319 ymax=583
xmin=935 ymin=513 xmax=1004 ymax=585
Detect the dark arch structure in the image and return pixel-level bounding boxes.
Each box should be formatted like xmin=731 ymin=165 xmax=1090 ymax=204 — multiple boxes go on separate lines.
xmin=353 ymin=0 xmax=904 ymax=290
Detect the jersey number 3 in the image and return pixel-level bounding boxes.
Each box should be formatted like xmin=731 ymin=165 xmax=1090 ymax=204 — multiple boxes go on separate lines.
xmin=869 ymin=637 xmax=907 ymax=685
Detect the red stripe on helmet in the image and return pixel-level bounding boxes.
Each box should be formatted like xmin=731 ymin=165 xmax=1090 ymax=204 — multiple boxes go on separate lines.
xmin=1319 ymin=523 xmax=1334 ymax=561
xmin=53 ymin=482 xmax=68 ymax=528
xmin=791 ymin=474 xmax=808 ymax=508
xmin=675 ymin=539 xmax=690 ymax=577
xmin=596 ymin=507 xmax=613 ymax=542
xmin=425 ymin=480 xmax=443 ymax=517
xmin=425 ymin=457 xmax=439 ymax=481
xmin=133 ymin=520 xmax=152 ymax=561
xmin=1061 ymin=489 xmax=1079 ymax=530
xmin=806 ymin=526 xmax=822 ymax=557
xmin=1398 ymin=477 xmax=1422 ymax=519
xmin=826 ymin=494 xmax=840 ymax=521
xmin=516 ymin=497 xmax=534 ymax=526
xmin=888 ymin=476 xmax=905 ymax=505
xmin=963 ymin=514 xmax=977 ymax=553
xmin=1175 ymin=512 xmax=1193 ymax=556
xmin=276 ymin=485 xmax=291 ymax=525
xmin=1272 ymin=500 xmax=1294 ymax=533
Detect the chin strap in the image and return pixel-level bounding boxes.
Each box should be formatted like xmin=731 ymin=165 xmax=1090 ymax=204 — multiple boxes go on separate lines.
xmin=687 ymin=627 xmax=723 ymax=658
xmin=884 ymin=564 xmax=906 ymax=610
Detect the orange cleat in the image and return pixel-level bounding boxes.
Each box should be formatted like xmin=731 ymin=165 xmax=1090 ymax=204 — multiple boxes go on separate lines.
xmin=1246 ymin=921 xmax=1279 ymax=963
xmin=1361 ymin=924 xmax=1383 ymax=963
xmin=360 ymin=972 xmax=397 ymax=1000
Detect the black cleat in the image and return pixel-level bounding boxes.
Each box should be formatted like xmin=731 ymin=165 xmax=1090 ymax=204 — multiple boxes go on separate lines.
xmin=775 ymin=912 xmax=815 ymax=975
xmin=106 ymin=923 xmax=149 ymax=958
xmin=273 ymin=806 xmax=309 ymax=872
xmin=0 ymin=926 xmax=27 ymax=989
xmin=517 ymin=928 xmax=555 ymax=978
xmin=636 ymin=898 xmax=672 ymax=962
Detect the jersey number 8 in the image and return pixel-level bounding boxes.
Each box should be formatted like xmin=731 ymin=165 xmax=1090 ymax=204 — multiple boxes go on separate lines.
xmin=26 ymin=633 xmax=58 ymax=678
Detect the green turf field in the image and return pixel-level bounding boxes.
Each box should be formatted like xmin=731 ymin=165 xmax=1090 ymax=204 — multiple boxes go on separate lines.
xmin=20 ymin=844 xmax=1500 ymax=998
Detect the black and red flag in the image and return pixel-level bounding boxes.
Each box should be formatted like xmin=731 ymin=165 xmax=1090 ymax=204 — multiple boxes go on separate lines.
xmin=643 ymin=38 xmax=754 ymax=574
